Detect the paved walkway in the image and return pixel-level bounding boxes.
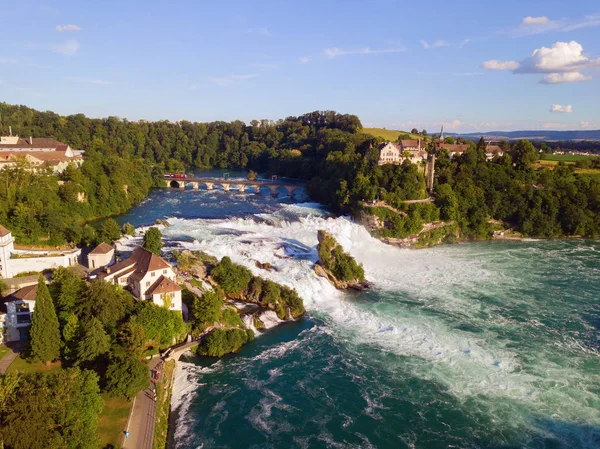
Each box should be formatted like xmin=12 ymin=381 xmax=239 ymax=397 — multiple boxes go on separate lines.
xmin=122 ymin=357 xmax=162 ymax=449
xmin=0 ymin=343 xmax=26 ymax=374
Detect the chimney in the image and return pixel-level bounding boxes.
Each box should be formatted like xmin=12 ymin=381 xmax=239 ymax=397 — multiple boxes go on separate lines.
xmin=9 ymin=126 xmax=12 ymax=136
xmin=29 ymin=136 xmax=33 ymax=145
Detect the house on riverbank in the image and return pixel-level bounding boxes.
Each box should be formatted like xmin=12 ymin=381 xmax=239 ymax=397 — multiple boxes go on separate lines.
xmin=1 ymin=284 xmax=37 ymax=342
xmin=0 ymin=225 xmax=81 ymax=279
xmin=0 ymin=132 xmax=83 ymax=174
xmin=101 ymin=247 xmax=182 ymax=312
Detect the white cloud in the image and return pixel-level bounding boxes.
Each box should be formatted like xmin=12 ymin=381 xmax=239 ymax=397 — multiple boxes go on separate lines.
xmin=522 ymin=16 xmax=550 ymax=26
xmin=580 ymin=121 xmax=595 ymax=128
xmin=53 ymin=40 xmax=80 ymax=56
xmin=252 ymin=62 xmax=279 ymax=71
xmin=210 ymin=74 xmax=258 ymax=86
xmin=324 ymin=47 xmax=404 ymax=58
xmin=453 ymin=72 xmax=483 ymax=76
xmin=540 ymin=72 xmax=592 ymax=84
xmin=56 ymin=24 xmax=81 ymax=32
xmin=511 ymin=14 xmax=600 ymax=36
xmin=421 ymin=39 xmax=468 ymax=49
xmin=299 ymin=57 xmax=311 ymax=64
xmin=0 ymin=57 xmax=20 ymax=64
xmin=541 ymin=121 xmax=571 ymax=129
xmin=445 ymin=119 xmax=464 ymax=130
xmin=67 ymin=76 xmax=110 ymax=85
xmin=550 ymin=104 xmax=573 ymax=113
xmin=481 ymin=59 xmax=520 ymax=70
xmin=516 ymin=41 xmax=600 ymax=74
xmin=248 ymin=27 xmax=271 ymax=37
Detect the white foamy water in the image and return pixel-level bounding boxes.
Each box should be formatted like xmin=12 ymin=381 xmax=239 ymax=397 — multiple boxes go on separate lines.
xmin=161 ymin=203 xmax=599 ymax=435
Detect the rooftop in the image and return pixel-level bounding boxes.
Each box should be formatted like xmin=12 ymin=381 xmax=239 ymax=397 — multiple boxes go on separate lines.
xmin=0 ymin=224 xmax=10 ymax=238
xmin=107 ymin=246 xmax=171 ymax=279
xmin=89 ymin=242 xmax=114 ymax=255
xmin=148 ymin=275 xmax=182 ymax=295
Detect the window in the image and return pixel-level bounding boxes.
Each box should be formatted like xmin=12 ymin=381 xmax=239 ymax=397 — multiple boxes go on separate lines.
xmin=17 ymin=314 xmax=32 ymax=324
xmin=163 ymin=269 xmax=167 ymax=274
xmin=146 ymin=281 xmax=150 ymax=287
xmin=151 ymin=272 xmax=155 ymax=277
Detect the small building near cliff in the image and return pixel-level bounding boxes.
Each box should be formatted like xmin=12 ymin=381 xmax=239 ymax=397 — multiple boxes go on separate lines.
xmin=101 ymin=246 xmax=182 ymax=312
xmin=88 ymin=242 xmax=115 ymax=270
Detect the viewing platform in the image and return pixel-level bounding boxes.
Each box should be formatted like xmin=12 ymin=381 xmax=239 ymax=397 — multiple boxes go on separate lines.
xmin=163 ymin=176 xmax=306 ymax=197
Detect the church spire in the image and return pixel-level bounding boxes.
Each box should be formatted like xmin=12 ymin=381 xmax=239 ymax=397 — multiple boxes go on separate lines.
xmin=440 ymin=124 xmax=444 ymax=148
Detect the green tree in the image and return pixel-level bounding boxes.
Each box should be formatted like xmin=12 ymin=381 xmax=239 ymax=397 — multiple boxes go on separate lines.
xmin=122 ymin=222 xmax=136 ymax=235
xmin=142 ymin=227 xmax=162 ymax=255
xmin=75 ymin=317 xmax=110 ymax=365
xmin=191 ymin=290 xmax=223 ymax=328
xmin=61 ymin=312 xmax=80 ymax=361
xmin=97 ymin=218 xmax=121 ymax=244
xmin=29 ymin=276 xmax=61 ymax=363
xmin=0 ymin=369 xmax=103 ymax=449
xmin=105 ymin=354 xmax=149 ymax=399
xmin=512 ymin=139 xmax=539 ymax=171
xmin=211 ymin=256 xmax=253 ymax=297
xmin=119 ymin=321 xmax=147 ymax=355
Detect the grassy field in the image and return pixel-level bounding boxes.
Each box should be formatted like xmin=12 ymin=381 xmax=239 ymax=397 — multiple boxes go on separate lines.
xmin=153 ymin=360 xmax=176 ymax=449
xmin=363 ymin=128 xmax=427 ymax=142
xmin=7 ymin=355 xmax=61 ymax=374
xmin=98 ymin=394 xmax=132 ymax=449
xmin=0 ymin=345 xmax=12 ymax=360
xmin=541 ymin=154 xmax=599 ymax=162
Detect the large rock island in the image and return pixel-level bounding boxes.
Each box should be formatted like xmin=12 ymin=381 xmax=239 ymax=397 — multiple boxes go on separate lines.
xmin=314 ymin=230 xmax=370 ymax=290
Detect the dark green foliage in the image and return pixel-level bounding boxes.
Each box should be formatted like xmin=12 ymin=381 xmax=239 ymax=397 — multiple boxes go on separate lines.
xmin=142 ymin=227 xmax=163 ymax=255
xmin=75 ymin=317 xmax=110 ymax=364
xmin=50 ymin=266 xmax=86 ymax=314
xmin=220 ymin=308 xmax=244 ymax=327
xmin=196 ymin=328 xmax=255 ymax=357
xmin=211 ymin=256 xmax=253 ymax=297
xmin=118 ymin=321 xmax=147 ymax=355
xmin=104 ymin=354 xmax=149 ymax=399
xmin=132 ymin=301 xmax=185 ymax=345
xmin=29 ymin=276 xmax=61 ymax=363
xmin=76 ymin=280 xmax=134 ymax=329
xmin=97 ymin=218 xmax=122 ymax=244
xmin=122 ymin=222 xmax=136 ymax=235
xmin=0 ymin=368 xmax=103 ymax=449
xmin=191 ymin=290 xmax=223 ymax=329
xmin=317 ymin=231 xmax=365 ymax=283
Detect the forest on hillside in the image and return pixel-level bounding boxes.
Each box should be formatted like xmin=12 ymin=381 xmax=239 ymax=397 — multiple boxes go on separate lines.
xmin=1 ymin=102 xmax=599 ymax=247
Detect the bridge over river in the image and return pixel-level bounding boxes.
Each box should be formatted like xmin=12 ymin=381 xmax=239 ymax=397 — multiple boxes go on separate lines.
xmin=164 ymin=176 xmax=307 ymax=197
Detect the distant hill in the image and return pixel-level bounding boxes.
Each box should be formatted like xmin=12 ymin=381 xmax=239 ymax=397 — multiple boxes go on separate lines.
xmin=445 ymin=130 xmax=600 ymax=142
xmin=363 ymin=128 xmax=428 ymax=142
xmin=364 ymin=127 xmax=600 ymax=142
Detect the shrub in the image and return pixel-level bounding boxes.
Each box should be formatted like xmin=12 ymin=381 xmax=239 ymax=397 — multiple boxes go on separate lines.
xmin=196 ymin=328 xmax=254 ymax=357
xmin=211 ymin=256 xmax=253 ymax=297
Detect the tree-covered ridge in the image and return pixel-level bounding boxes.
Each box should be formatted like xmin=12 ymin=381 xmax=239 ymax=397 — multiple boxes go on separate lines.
xmin=210 ymin=256 xmax=305 ymax=319
xmin=1 ymin=102 xmax=599 ymax=243
xmin=316 ymin=230 xmax=366 ymax=285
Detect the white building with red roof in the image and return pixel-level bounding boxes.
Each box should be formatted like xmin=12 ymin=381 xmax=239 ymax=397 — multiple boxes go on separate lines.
xmin=377 ymin=140 xmax=427 ymax=166
xmin=101 ymin=246 xmax=182 ymax=312
xmin=0 ymin=133 xmax=83 ymax=174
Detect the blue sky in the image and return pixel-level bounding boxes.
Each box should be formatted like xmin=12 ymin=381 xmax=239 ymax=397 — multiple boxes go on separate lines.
xmin=1 ymin=0 xmax=599 ymax=132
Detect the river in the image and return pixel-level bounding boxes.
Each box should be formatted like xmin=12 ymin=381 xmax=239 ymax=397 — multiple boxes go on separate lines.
xmin=117 ymin=174 xmax=600 ymax=449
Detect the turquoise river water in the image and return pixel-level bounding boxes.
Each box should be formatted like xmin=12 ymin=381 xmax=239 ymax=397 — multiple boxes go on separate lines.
xmin=117 ymin=177 xmax=599 ymax=449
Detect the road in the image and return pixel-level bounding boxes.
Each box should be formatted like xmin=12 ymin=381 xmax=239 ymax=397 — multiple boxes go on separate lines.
xmin=122 ymin=357 xmax=162 ymax=449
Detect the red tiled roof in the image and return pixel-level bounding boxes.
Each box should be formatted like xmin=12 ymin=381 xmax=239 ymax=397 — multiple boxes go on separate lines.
xmin=0 ymin=137 xmax=66 ymax=149
xmin=11 ymin=285 xmax=38 ymax=301
xmin=90 ymin=242 xmax=114 ymax=255
xmin=400 ymin=140 xmax=420 ymax=148
xmin=442 ymin=144 xmax=470 ymax=153
xmin=148 ymin=275 xmax=182 ymax=295
xmin=0 ymin=224 xmax=10 ymax=237
xmin=108 ymin=246 xmax=171 ymax=279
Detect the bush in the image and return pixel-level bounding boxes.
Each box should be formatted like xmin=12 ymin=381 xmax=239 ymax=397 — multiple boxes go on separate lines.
xmin=132 ymin=301 xmax=185 ymax=345
xmin=196 ymin=328 xmax=254 ymax=357
xmin=220 ymin=308 xmax=244 ymax=327
xmin=104 ymin=354 xmax=149 ymax=399
xmin=317 ymin=230 xmax=365 ymax=283
xmin=211 ymin=256 xmax=253 ymax=297
xmin=191 ymin=290 xmax=223 ymax=329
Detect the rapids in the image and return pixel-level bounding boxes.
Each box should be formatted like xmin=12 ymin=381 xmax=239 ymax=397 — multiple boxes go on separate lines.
xmin=116 ymin=185 xmax=600 ymax=449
